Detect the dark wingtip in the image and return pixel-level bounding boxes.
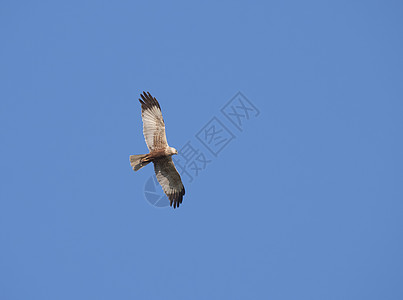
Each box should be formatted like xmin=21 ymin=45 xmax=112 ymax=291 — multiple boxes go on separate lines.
xmin=138 ymin=91 xmax=161 ymax=110
xmin=167 ymin=189 xmax=185 ymax=209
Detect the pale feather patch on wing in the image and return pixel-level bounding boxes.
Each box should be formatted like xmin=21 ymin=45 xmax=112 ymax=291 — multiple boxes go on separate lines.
xmin=139 ymin=92 xmax=168 ymax=151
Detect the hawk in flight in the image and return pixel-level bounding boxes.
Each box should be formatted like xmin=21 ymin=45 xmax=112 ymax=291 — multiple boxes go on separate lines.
xmin=130 ymin=92 xmax=185 ymax=208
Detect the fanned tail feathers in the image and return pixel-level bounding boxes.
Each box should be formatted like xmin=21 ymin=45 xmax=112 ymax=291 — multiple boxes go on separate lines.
xmin=130 ymin=154 xmax=151 ymax=171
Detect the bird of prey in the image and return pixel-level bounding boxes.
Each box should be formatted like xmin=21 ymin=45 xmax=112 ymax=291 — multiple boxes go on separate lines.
xmin=130 ymin=92 xmax=185 ymax=208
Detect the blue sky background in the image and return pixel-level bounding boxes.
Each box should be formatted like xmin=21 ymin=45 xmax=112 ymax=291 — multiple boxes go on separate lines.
xmin=1 ymin=1 xmax=402 ymax=299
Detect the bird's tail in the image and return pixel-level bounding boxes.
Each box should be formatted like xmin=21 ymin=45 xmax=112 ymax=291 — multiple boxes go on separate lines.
xmin=130 ymin=154 xmax=151 ymax=171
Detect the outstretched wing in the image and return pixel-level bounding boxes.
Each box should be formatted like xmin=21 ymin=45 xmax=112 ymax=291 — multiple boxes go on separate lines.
xmin=139 ymin=92 xmax=168 ymax=151
xmin=153 ymin=157 xmax=185 ymax=208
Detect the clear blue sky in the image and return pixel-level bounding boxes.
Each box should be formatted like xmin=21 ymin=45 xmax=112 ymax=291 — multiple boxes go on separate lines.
xmin=1 ymin=1 xmax=402 ymax=299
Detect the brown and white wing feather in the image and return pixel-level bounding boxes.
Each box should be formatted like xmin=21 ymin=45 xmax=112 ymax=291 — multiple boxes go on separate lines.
xmin=153 ymin=157 xmax=185 ymax=208
xmin=139 ymin=92 xmax=168 ymax=151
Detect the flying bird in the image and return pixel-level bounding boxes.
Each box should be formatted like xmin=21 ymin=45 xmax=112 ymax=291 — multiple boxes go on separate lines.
xmin=130 ymin=92 xmax=185 ymax=208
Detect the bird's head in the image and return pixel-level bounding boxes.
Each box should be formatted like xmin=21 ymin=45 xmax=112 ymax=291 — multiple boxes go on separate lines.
xmin=168 ymin=147 xmax=178 ymax=156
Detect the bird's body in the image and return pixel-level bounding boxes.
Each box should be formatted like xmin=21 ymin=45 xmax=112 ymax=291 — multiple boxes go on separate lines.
xmin=130 ymin=92 xmax=185 ymax=208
